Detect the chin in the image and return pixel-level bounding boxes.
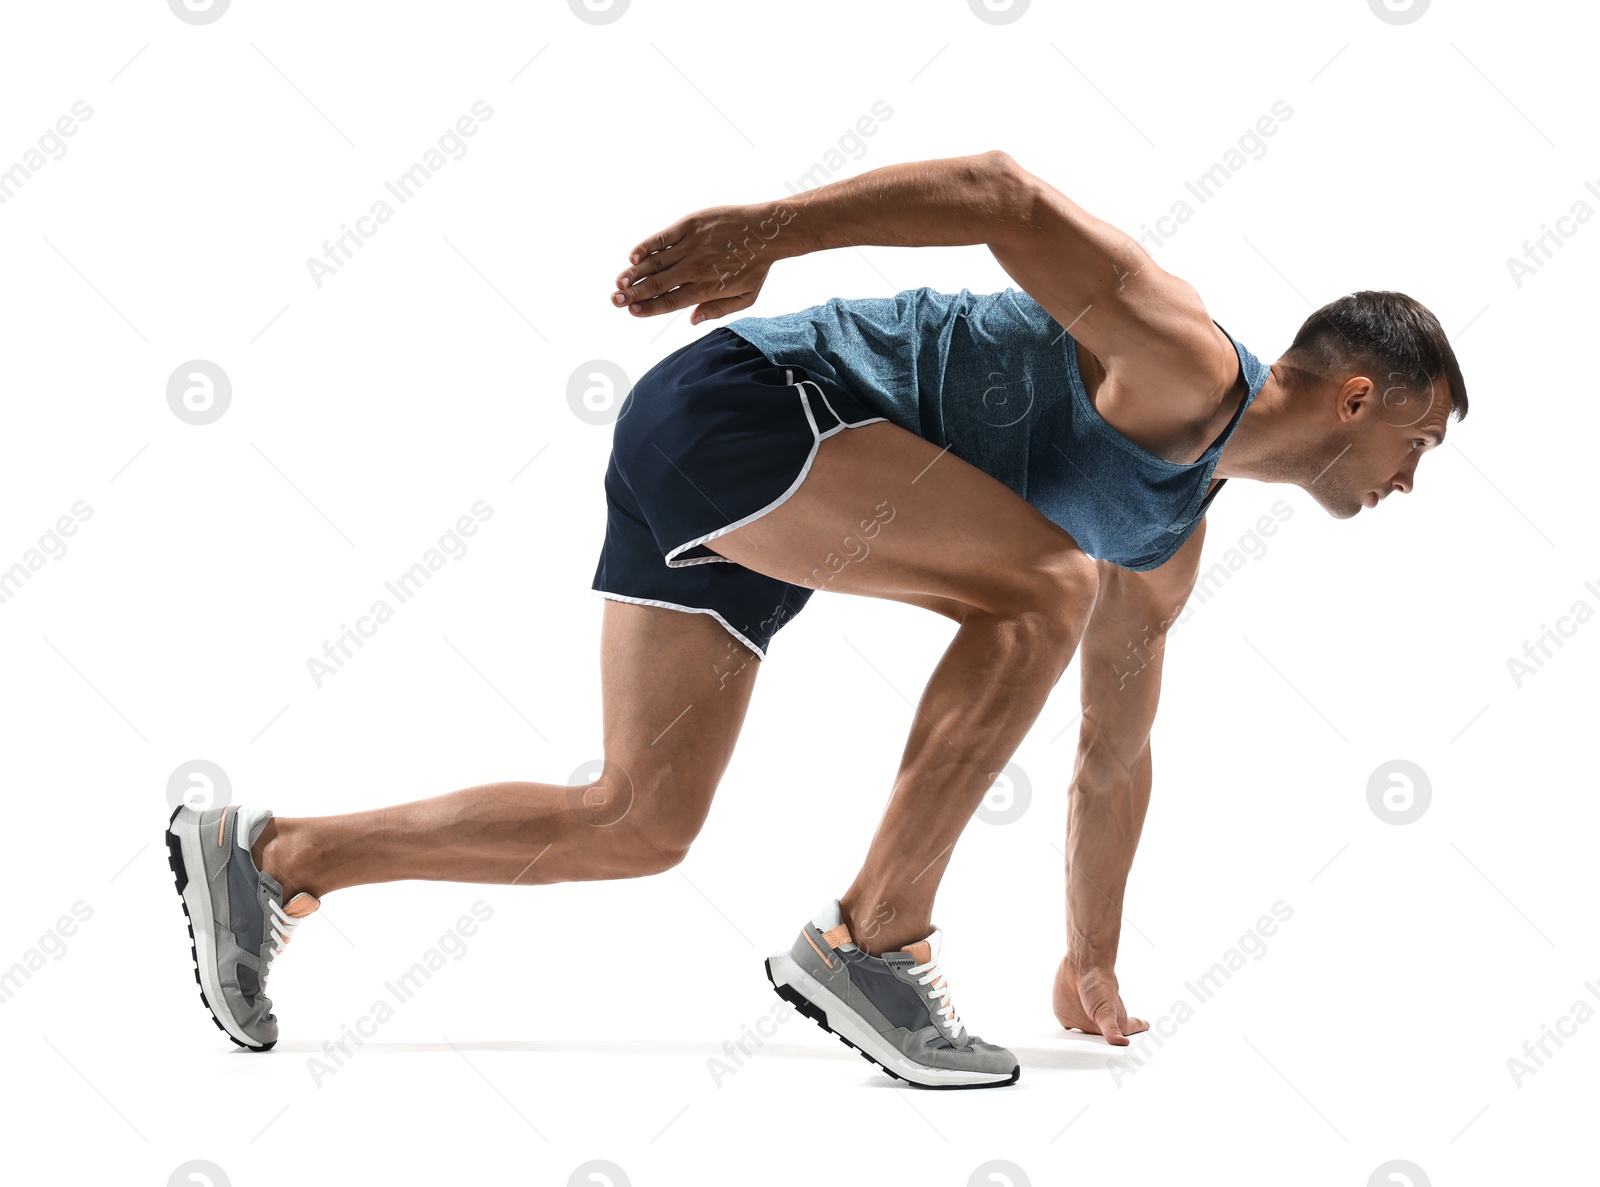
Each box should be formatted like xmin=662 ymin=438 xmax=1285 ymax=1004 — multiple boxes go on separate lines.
xmin=1305 ymin=492 xmax=1356 ymax=521
xmin=1317 ymin=494 xmax=1362 ymax=520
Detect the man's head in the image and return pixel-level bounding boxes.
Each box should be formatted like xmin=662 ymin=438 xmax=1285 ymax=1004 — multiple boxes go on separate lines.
xmin=1272 ymin=290 xmax=1467 ymax=519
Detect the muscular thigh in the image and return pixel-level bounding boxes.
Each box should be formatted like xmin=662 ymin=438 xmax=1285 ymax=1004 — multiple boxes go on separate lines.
xmin=706 ymin=420 xmax=1088 ymax=618
xmin=595 ymin=597 xmax=761 ymax=841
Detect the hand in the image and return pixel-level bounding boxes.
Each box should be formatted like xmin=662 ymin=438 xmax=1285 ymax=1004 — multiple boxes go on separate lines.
xmin=611 ymin=202 xmax=789 ymax=324
xmin=1053 ymin=957 xmax=1148 ymax=1046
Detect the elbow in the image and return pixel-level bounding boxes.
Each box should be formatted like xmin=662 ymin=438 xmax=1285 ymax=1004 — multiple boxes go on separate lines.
xmin=978 ymin=150 xmax=1035 ymax=234
xmin=1071 ymin=756 xmax=1137 ymax=800
xmin=1072 ymin=718 xmax=1153 ymax=793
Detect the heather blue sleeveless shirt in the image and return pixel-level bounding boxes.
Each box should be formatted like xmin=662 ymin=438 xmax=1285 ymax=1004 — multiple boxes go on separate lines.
xmin=725 ymin=287 xmax=1270 ymax=571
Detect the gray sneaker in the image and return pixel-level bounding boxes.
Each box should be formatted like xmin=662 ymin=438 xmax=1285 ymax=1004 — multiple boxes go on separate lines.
xmin=165 ymin=804 xmax=319 ymax=1050
xmin=765 ymin=900 xmax=1019 ymax=1088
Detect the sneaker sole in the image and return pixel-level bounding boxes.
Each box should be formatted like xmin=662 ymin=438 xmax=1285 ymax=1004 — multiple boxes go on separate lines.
xmin=765 ymin=950 xmax=1018 ymax=1089
xmin=165 ymin=806 xmax=273 ymax=1051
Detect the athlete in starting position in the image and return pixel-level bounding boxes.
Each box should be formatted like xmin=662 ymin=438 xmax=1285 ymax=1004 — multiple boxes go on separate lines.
xmin=167 ymin=151 xmax=1467 ymax=1088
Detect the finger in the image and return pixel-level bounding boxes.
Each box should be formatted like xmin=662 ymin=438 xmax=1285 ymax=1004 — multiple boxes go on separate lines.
xmin=1093 ymin=1002 xmax=1129 ymax=1046
xmin=1124 ymin=1014 xmax=1150 ymax=1036
xmin=611 ymin=271 xmax=678 ymax=310
xmin=616 ymin=242 xmax=682 ymax=290
xmin=623 ymin=279 xmax=731 ymax=319
xmin=625 ymin=221 xmax=687 ymax=270
xmin=616 ymin=260 xmax=700 ymax=305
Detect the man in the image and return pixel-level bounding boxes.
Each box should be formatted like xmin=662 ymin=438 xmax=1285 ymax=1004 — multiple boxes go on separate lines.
xmin=166 ymin=151 xmax=1466 ymax=1089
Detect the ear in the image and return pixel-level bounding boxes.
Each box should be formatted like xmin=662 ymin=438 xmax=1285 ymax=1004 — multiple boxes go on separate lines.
xmin=1335 ymin=374 xmax=1375 ymax=424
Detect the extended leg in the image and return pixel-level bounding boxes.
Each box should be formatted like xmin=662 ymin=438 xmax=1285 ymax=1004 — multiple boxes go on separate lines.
xmin=252 ymin=598 xmax=763 ymax=900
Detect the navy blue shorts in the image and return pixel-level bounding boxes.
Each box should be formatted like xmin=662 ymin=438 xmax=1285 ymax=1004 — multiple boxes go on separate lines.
xmin=591 ymin=327 xmax=888 ymax=661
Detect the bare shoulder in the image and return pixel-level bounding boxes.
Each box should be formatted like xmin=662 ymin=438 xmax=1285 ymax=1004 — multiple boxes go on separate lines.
xmin=1109 ymin=270 xmax=1239 ymax=392
xmin=983 ymin=156 xmax=1238 ymax=399
xmin=1078 ymin=272 xmax=1245 ymax=463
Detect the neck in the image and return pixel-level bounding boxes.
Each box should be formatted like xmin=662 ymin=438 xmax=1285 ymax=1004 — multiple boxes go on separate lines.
xmin=1213 ymin=365 xmax=1310 ymax=485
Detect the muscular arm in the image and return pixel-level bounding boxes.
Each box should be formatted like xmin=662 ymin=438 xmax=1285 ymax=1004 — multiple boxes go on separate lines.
xmin=783 ymin=151 xmax=1024 ymax=255
xmin=617 ymin=152 xmax=1017 ymax=298
xmin=613 ymin=151 xmax=1232 ymax=422
xmin=1054 ymin=519 xmax=1205 ymax=1043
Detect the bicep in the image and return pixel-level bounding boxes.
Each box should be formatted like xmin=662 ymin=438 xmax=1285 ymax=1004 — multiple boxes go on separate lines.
xmin=1078 ymin=521 xmax=1207 ymax=743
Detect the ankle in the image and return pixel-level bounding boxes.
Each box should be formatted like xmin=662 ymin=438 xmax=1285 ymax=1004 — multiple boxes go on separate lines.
xmin=839 ymin=888 xmax=933 ymax=957
xmin=252 ymin=820 xmax=316 ymax=900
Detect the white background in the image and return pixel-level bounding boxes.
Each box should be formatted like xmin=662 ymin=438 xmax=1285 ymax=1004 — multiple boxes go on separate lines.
xmin=1 ymin=0 xmax=1595 ymax=1184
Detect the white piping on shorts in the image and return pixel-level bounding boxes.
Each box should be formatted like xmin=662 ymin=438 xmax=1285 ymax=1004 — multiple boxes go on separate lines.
xmin=661 ymin=371 xmax=888 ymax=570
xmin=588 ymin=588 xmax=768 ymax=662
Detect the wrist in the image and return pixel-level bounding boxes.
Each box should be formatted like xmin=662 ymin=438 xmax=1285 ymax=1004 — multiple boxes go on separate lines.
xmin=1064 ymin=943 xmax=1118 ymax=973
xmin=739 ymin=198 xmax=808 ymax=262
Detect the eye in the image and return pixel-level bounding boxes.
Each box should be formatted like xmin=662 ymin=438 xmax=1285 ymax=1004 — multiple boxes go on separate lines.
xmin=1410 ymin=440 xmax=1424 ymax=451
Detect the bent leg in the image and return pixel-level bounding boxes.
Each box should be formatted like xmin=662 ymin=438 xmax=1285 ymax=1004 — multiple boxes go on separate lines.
xmin=705 ymin=420 xmax=1100 ymax=954
xmin=253 ymin=599 xmax=761 ymax=899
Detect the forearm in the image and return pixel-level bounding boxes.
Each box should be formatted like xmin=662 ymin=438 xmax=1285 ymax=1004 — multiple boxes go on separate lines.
xmin=768 ymin=151 xmax=1028 ymax=259
xmin=1065 ymin=732 xmax=1154 ymax=969
xmin=1065 ymin=557 xmax=1193 ymax=970
xmin=612 ymin=150 xmax=1035 ymax=322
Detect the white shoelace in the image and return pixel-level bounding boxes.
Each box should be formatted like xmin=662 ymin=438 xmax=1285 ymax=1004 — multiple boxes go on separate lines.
xmin=907 ymin=955 xmax=966 ymax=1041
xmin=266 ymin=899 xmax=303 ymax=959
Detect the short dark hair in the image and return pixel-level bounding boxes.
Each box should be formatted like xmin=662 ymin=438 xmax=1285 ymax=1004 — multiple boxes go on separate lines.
xmin=1281 ymin=291 xmax=1468 ymax=423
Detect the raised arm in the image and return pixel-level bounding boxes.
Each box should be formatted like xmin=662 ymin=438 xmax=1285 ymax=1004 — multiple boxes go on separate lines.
xmin=1054 ymin=521 xmax=1205 ymax=1044
xmin=610 ymin=153 xmax=1217 ymax=382
xmin=612 ymin=151 xmax=1017 ymax=322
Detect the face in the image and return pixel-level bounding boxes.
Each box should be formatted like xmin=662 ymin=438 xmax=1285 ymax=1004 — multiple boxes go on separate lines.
xmin=1306 ymin=372 xmax=1452 ymax=519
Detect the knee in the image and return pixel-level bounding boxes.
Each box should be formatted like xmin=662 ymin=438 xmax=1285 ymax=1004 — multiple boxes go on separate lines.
xmin=579 ymin=771 xmax=711 ymax=877
xmin=613 ymin=820 xmax=696 ymax=876
xmin=1039 ymin=547 xmax=1100 ymax=605
xmin=1007 ymin=549 xmax=1099 ymax=662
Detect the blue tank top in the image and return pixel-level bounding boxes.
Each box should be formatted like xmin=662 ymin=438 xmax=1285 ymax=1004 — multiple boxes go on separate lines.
xmin=725 ymin=287 xmax=1270 ymax=571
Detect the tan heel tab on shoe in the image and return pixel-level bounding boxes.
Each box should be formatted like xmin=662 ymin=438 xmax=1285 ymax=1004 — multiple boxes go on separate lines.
xmin=821 ymin=923 xmax=852 ymax=949
xmin=801 ymin=930 xmax=835 ymax=969
xmin=284 ymin=893 xmax=321 ymax=918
